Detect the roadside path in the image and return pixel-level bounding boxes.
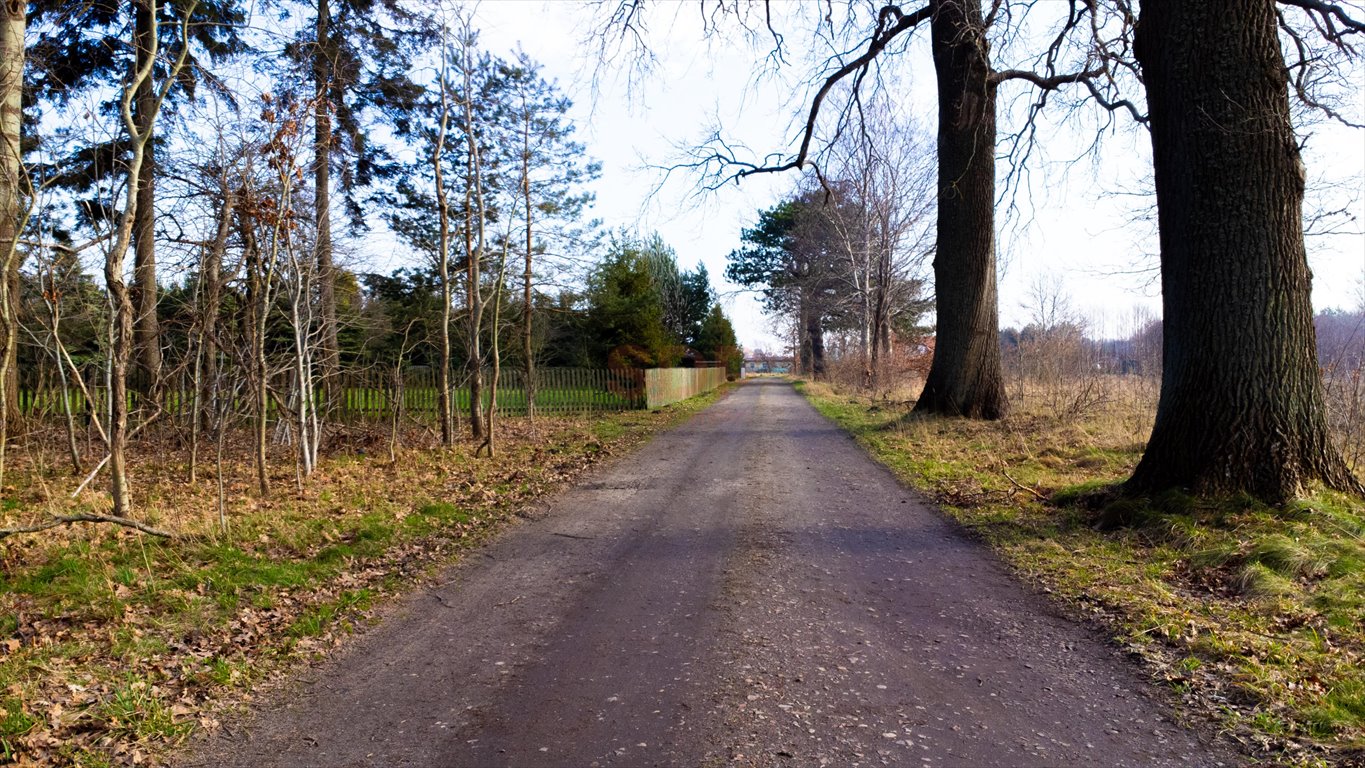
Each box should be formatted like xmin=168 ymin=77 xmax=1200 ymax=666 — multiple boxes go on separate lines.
xmin=182 ymin=379 xmax=1236 ymax=767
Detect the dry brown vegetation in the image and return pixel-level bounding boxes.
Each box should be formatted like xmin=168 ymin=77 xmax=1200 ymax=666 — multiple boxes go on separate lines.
xmin=801 ymin=374 xmax=1365 ymax=766
xmin=0 ymin=389 xmax=728 ymax=766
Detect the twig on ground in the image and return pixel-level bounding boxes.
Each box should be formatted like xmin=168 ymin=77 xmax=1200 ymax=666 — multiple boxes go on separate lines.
xmin=1002 ymin=468 xmax=1049 ymax=502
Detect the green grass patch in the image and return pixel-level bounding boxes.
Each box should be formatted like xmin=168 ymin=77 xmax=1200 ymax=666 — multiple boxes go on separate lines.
xmin=287 ymin=588 xmax=375 ymax=638
xmin=0 ymin=698 xmax=38 ymax=749
xmin=99 ymin=680 xmax=193 ymax=743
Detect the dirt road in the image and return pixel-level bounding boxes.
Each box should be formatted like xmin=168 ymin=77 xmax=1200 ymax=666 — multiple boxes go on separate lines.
xmin=183 ymin=379 xmax=1237 ymax=767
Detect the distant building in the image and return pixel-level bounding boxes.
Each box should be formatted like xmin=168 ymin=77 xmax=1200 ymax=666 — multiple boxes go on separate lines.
xmin=743 ymin=355 xmax=794 ymax=375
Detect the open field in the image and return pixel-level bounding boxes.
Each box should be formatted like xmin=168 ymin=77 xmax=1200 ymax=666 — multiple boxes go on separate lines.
xmin=798 ymin=377 xmax=1365 ymax=766
xmin=0 ymin=385 xmax=731 ymax=766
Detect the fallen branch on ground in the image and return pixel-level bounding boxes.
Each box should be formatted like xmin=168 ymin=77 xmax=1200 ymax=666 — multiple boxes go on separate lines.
xmin=1002 ymin=468 xmax=1049 ymax=502
xmin=0 ymin=512 xmax=180 ymax=541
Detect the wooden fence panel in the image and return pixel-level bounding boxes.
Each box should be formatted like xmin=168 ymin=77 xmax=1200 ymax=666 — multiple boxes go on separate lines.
xmin=644 ymin=367 xmax=727 ymax=409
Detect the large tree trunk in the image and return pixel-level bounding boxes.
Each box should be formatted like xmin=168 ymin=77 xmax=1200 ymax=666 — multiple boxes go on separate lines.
xmin=131 ymin=0 xmax=161 ymax=398
xmin=314 ymin=0 xmax=339 ymax=411
xmin=806 ymin=308 xmax=826 ymax=379
xmin=913 ymin=0 xmax=1007 ymax=420
xmin=0 ymin=0 xmax=23 ymax=488
xmin=1128 ymin=0 xmax=1358 ymax=502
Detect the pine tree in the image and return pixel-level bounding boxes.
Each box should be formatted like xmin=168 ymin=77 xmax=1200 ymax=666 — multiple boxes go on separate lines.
xmin=498 ymin=50 xmax=597 ymax=420
xmin=284 ymin=0 xmax=425 ymax=405
xmin=27 ymin=0 xmax=247 ymax=393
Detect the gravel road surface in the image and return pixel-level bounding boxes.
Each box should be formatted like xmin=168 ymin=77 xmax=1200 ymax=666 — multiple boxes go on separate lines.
xmin=181 ymin=379 xmax=1238 ymax=767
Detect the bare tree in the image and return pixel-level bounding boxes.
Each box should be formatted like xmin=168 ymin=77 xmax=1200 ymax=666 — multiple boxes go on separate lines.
xmin=433 ymin=29 xmax=456 ymax=445
xmin=237 ymin=91 xmax=314 ymax=497
xmin=31 ymin=248 xmax=94 ymax=475
xmin=238 ymin=179 xmax=273 ymax=497
xmin=283 ymin=241 xmax=322 ymax=485
xmin=104 ymin=0 xmax=198 ymax=516
xmin=815 ymin=102 xmax=935 ymax=388
xmin=190 ymin=155 xmax=237 ymax=481
xmin=0 ymin=0 xmax=23 ymax=493
xmin=455 ymin=18 xmax=489 ymax=440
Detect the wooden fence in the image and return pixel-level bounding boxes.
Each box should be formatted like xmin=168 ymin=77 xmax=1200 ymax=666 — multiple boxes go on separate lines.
xmin=13 ymin=365 xmax=696 ymax=425
xmin=644 ymin=366 xmax=728 ymax=409
xmin=342 ymin=367 xmax=647 ymax=420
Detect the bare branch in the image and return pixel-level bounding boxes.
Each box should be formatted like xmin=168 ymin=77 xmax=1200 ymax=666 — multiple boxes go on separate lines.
xmin=1081 ymin=77 xmax=1147 ymax=123
xmin=727 ymin=3 xmax=932 ymax=182
xmin=1003 ymin=467 xmax=1048 ymax=502
xmin=763 ymin=1 xmax=788 ymax=64
xmin=989 ymin=67 xmax=1102 ymax=89
xmin=1278 ymin=8 xmax=1365 ymax=127
xmin=1278 ymin=0 xmax=1365 ymax=47
xmin=0 ymin=512 xmax=179 ymax=541
xmin=18 ymin=231 xmax=114 ymax=255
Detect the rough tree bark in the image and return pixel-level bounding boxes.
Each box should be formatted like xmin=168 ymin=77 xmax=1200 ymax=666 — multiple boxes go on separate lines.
xmin=313 ymin=0 xmax=339 ymax=410
xmin=0 ymin=0 xmax=23 ymax=489
xmin=802 ymin=295 xmax=826 ymax=378
xmin=131 ymin=0 xmax=162 ymax=396
xmin=809 ymin=314 xmax=827 ymax=378
xmin=912 ymin=0 xmax=1007 ymax=420
xmin=1127 ymin=0 xmax=1360 ymax=502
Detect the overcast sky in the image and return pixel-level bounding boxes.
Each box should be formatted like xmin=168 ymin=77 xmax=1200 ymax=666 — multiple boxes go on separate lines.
xmin=415 ymin=1 xmax=1365 ymax=352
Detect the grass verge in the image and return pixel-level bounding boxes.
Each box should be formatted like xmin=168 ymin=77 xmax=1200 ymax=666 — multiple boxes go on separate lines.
xmin=0 ymin=385 xmax=731 ymax=766
xmin=797 ymin=380 xmax=1364 ymax=767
